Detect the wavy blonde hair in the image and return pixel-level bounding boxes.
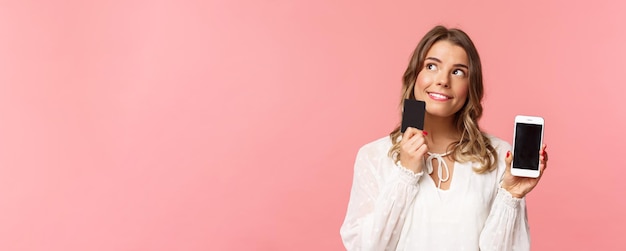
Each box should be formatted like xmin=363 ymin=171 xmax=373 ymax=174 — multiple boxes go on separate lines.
xmin=388 ymin=25 xmax=497 ymax=173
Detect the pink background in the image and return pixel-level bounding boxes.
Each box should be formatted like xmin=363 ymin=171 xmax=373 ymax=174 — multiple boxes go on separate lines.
xmin=1 ymin=0 xmax=625 ymax=250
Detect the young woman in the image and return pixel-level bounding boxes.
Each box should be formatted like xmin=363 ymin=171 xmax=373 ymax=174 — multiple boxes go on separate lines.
xmin=340 ymin=26 xmax=548 ymax=251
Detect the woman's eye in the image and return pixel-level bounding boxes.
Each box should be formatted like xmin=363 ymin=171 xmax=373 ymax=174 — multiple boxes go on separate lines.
xmin=453 ymin=69 xmax=466 ymax=77
xmin=426 ymin=64 xmax=437 ymax=70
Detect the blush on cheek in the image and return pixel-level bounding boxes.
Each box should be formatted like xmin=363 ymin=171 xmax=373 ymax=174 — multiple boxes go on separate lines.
xmin=458 ymin=85 xmax=470 ymax=101
xmin=413 ymin=74 xmax=431 ymax=99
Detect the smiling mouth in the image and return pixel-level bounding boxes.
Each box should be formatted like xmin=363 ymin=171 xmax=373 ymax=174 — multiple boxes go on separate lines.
xmin=428 ymin=92 xmax=452 ymax=101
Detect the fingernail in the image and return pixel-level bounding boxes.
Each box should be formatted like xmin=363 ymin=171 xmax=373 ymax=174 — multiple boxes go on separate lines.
xmin=506 ymin=151 xmax=510 ymax=158
xmin=422 ymin=131 xmax=428 ymax=136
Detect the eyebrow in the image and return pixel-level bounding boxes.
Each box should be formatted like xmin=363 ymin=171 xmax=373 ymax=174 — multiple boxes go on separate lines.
xmin=425 ymin=57 xmax=469 ymax=69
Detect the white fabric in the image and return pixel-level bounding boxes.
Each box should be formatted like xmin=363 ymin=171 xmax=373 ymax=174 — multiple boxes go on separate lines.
xmin=340 ymin=135 xmax=530 ymax=251
xmin=425 ymin=151 xmax=451 ymax=189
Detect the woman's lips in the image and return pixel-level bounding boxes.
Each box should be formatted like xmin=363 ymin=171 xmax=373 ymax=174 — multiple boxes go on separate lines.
xmin=428 ymin=92 xmax=452 ymax=101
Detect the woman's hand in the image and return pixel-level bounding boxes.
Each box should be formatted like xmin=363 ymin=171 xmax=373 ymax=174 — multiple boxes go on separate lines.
xmin=501 ymin=144 xmax=549 ymax=198
xmin=399 ymin=127 xmax=429 ymax=173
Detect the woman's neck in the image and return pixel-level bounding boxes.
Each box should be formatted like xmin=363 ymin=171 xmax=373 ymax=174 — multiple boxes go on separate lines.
xmin=423 ymin=114 xmax=461 ymax=153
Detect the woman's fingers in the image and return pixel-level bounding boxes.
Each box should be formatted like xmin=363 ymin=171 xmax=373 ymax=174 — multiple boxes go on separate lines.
xmin=401 ymin=128 xmax=414 ymax=142
xmin=402 ymin=127 xmax=426 ymax=155
xmin=415 ymin=142 xmax=429 ymax=156
xmin=399 ymin=127 xmax=428 ymax=173
xmin=401 ymin=128 xmax=415 ymax=144
xmin=502 ymin=144 xmax=549 ymax=198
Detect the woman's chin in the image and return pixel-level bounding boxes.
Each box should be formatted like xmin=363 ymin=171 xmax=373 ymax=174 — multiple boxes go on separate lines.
xmin=425 ymin=110 xmax=458 ymax=120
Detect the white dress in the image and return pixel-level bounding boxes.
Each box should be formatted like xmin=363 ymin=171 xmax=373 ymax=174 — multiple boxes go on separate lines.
xmin=339 ymin=135 xmax=530 ymax=251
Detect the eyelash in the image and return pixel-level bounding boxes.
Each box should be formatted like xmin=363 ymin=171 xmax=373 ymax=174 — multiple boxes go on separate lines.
xmin=426 ymin=63 xmax=466 ymax=77
xmin=453 ymin=69 xmax=466 ymax=76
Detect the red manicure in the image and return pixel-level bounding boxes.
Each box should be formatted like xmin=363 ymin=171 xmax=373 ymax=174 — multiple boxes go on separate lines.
xmin=422 ymin=131 xmax=428 ymax=136
xmin=506 ymin=151 xmax=510 ymax=158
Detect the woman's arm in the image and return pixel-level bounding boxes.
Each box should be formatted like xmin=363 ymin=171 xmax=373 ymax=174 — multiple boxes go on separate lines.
xmin=340 ymin=146 xmax=423 ymax=251
xmin=478 ymin=187 xmax=530 ymax=251
xmin=479 ymin=144 xmax=548 ymax=251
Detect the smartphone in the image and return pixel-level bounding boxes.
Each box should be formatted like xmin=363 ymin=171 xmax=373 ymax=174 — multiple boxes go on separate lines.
xmin=401 ymin=99 xmax=426 ymax=133
xmin=511 ymin=115 xmax=544 ymax=178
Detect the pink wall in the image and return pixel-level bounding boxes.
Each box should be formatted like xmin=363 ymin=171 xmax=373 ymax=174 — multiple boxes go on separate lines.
xmin=1 ymin=0 xmax=625 ymax=250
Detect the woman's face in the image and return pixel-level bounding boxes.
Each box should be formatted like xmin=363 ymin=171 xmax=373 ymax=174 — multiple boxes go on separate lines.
xmin=413 ymin=40 xmax=470 ymax=119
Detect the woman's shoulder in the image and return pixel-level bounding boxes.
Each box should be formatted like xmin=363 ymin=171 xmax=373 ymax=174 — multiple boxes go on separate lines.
xmin=354 ymin=135 xmax=395 ymax=170
xmin=483 ymin=133 xmax=512 ymax=176
xmin=484 ymin=133 xmax=511 ymax=151
xmin=358 ymin=135 xmax=393 ymax=154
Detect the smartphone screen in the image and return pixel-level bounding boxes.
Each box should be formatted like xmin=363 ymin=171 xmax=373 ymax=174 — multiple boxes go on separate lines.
xmin=513 ymin=123 xmax=543 ymax=170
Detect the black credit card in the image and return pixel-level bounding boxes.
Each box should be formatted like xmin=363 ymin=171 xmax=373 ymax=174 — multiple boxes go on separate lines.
xmin=401 ymin=99 xmax=425 ymax=132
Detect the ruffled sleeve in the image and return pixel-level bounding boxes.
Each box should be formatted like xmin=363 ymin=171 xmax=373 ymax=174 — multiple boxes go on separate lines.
xmin=478 ymin=187 xmax=531 ymax=251
xmin=478 ymin=137 xmax=531 ymax=251
xmin=340 ymin=145 xmax=423 ymax=251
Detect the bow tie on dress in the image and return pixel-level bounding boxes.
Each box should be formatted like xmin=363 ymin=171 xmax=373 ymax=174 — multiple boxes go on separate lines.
xmin=426 ymin=152 xmax=451 ymax=189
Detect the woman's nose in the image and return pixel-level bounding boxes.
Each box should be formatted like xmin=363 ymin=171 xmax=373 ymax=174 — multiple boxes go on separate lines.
xmin=435 ymin=73 xmax=450 ymax=88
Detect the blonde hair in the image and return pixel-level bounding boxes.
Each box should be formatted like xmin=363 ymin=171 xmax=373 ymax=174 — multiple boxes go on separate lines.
xmin=388 ymin=26 xmax=498 ymax=173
